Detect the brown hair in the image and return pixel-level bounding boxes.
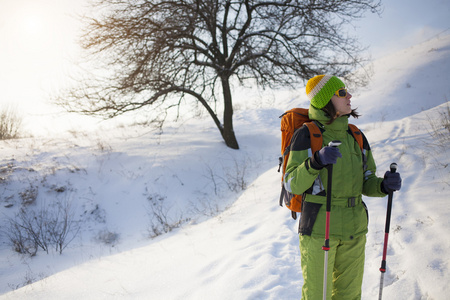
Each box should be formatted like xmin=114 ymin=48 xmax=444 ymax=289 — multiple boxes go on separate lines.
xmin=321 ymin=101 xmax=360 ymax=125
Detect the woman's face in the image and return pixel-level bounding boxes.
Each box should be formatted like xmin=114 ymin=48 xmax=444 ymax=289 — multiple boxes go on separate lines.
xmin=331 ymin=89 xmax=352 ymax=115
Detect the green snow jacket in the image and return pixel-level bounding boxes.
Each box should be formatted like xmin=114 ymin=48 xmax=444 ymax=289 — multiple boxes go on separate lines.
xmin=284 ymin=105 xmax=386 ymax=241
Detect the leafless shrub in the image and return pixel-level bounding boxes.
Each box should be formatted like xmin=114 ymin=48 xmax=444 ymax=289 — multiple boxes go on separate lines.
xmin=203 ymin=164 xmax=220 ymax=196
xmin=189 ymin=194 xmax=221 ymax=218
xmin=223 ymin=158 xmax=248 ymax=193
xmin=4 ymin=217 xmax=38 ymax=257
xmin=7 ymin=269 xmax=46 ymax=290
xmin=0 ymin=105 xmax=22 ymax=140
xmin=48 ymin=200 xmax=81 ymax=254
xmin=5 ymin=208 xmax=50 ymax=254
xmin=82 ymin=202 xmax=106 ymax=224
xmin=425 ymin=101 xmax=450 ymax=185
xmin=19 ymin=184 xmax=39 ymax=206
xmin=0 ymin=161 xmax=14 ymax=183
xmin=203 ymin=156 xmax=249 ymax=195
xmin=96 ymin=229 xmax=119 ymax=246
xmin=146 ymin=193 xmax=187 ymax=238
xmin=427 ymin=101 xmax=450 ymax=151
xmin=3 ymin=200 xmax=81 ymax=255
xmin=96 ymin=139 xmax=113 ymax=152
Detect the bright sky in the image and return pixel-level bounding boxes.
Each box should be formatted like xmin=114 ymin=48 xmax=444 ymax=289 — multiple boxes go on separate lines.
xmin=351 ymin=0 xmax=450 ymax=58
xmin=0 ymin=0 xmax=90 ymax=135
xmin=0 ymin=0 xmax=449 ymax=136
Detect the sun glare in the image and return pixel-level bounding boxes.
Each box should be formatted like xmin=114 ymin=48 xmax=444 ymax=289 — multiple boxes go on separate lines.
xmin=18 ymin=6 xmax=48 ymax=38
xmin=0 ymin=0 xmax=88 ymax=136
xmin=22 ymin=15 xmax=44 ymax=36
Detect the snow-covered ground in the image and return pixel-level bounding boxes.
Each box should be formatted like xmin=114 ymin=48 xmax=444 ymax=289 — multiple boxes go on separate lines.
xmin=0 ymin=34 xmax=449 ymax=299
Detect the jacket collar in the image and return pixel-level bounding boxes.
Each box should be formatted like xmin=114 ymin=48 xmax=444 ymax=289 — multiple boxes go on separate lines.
xmin=308 ymin=104 xmax=349 ymax=131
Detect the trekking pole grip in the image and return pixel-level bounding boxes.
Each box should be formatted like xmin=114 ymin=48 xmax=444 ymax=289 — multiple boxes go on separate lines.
xmin=390 ymin=162 xmax=397 ymax=174
xmin=328 ymin=140 xmax=342 ymax=148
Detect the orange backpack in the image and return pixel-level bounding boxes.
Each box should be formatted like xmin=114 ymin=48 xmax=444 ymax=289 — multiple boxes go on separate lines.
xmin=278 ymin=108 xmax=364 ymax=219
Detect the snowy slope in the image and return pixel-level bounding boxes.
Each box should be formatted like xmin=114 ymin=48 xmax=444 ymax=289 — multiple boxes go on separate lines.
xmin=352 ymin=34 xmax=450 ymax=126
xmin=0 ymin=35 xmax=449 ymax=299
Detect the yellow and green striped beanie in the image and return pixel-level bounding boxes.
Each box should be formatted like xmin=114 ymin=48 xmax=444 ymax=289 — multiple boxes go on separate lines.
xmin=306 ymin=75 xmax=345 ymax=109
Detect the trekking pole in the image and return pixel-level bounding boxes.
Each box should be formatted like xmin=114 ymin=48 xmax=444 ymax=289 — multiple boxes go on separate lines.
xmin=322 ymin=140 xmax=341 ymax=300
xmin=378 ymin=162 xmax=398 ymax=300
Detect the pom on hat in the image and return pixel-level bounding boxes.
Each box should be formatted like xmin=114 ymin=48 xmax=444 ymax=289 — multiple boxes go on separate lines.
xmin=306 ymin=75 xmax=345 ymax=109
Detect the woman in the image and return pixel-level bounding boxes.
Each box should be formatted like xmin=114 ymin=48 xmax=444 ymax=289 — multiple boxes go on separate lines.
xmin=284 ymin=75 xmax=402 ymax=299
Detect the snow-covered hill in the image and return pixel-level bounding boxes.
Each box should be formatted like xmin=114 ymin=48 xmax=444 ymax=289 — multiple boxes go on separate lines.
xmin=0 ymin=35 xmax=449 ymax=299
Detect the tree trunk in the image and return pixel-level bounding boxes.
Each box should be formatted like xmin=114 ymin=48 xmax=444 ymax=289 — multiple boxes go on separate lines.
xmin=220 ymin=76 xmax=239 ymax=149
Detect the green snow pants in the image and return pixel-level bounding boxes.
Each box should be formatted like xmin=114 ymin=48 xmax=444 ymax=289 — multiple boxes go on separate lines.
xmin=299 ymin=234 xmax=366 ymax=300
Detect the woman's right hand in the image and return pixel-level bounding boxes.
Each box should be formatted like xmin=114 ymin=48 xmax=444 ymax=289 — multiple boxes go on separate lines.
xmin=316 ymin=146 xmax=342 ymax=166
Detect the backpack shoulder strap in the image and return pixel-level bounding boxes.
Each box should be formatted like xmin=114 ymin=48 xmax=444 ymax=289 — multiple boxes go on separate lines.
xmin=348 ymin=124 xmax=363 ymax=151
xmin=304 ymin=121 xmax=323 ymax=154
xmin=348 ymin=124 xmax=369 ymax=171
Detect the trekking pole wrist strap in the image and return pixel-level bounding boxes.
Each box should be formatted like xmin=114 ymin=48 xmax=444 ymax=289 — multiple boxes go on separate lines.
xmin=310 ymin=153 xmax=325 ymax=170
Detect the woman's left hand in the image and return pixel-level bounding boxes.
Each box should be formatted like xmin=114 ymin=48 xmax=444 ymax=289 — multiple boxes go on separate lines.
xmin=381 ymin=171 xmax=402 ymax=193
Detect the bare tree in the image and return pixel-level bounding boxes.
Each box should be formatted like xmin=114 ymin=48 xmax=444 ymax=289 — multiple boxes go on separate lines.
xmin=58 ymin=0 xmax=380 ymax=149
